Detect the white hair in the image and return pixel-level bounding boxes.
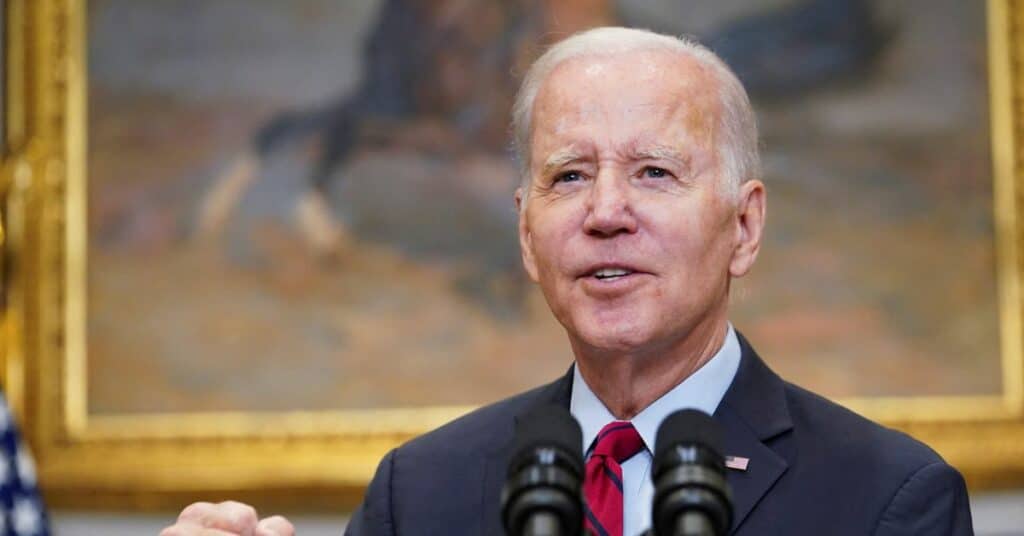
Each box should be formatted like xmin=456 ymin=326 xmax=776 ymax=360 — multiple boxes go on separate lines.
xmin=512 ymin=27 xmax=760 ymax=202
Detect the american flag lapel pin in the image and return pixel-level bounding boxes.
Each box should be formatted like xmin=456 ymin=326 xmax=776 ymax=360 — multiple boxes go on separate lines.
xmin=725 ymin=455 xmax=749 ymax=471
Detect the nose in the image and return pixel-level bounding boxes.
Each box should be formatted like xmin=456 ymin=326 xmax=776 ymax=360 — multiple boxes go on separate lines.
xmin=583 ymin=172 xmax=638 ymax=237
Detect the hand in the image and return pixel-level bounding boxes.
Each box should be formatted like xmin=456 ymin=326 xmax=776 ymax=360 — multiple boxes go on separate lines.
xmin=160 ymin=501 xmax=295 ymax=536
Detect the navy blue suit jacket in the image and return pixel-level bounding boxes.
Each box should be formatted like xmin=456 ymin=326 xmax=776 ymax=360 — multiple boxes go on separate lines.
xmin=345 ymin=335 xmax=973 ymax=535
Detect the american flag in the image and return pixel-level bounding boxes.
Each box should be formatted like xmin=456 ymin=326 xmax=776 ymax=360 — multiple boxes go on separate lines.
xmin=0 ymin=394 xmax=49 ymax=536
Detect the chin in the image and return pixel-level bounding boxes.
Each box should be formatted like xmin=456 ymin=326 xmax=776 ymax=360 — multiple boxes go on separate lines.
xmin=573 ymin=314 xmax=655 ymax=353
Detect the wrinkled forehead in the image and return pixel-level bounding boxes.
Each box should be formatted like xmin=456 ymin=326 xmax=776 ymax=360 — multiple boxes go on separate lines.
xmin=530 ymin=49 xmax=722 ymax=153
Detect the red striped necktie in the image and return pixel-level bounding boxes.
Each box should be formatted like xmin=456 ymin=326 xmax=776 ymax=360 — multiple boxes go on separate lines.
xmin=583 ymin=421 xmax=646 ymax=536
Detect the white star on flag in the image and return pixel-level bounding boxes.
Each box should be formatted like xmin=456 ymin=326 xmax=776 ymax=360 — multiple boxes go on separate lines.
xmin=0 ymin=451 xmax=9 ymax=485
xmin=0 ymin=401 xmax=9 ymax=434
xmin=14 ymin=450 xmax=34 ymax=488
xmin=11 ymin=497 xmax=40 ymax=536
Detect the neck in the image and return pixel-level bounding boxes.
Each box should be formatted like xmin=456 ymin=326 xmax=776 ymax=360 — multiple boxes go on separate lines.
xmin=572 ymin=316 xmax=729 ymax=420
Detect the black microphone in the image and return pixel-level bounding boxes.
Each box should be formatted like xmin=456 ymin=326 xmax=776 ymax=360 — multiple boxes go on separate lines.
xmin=651 ymin=409 xmax=733 ymax=536
xmin=501 ymin=405 xmax=585 ymax=536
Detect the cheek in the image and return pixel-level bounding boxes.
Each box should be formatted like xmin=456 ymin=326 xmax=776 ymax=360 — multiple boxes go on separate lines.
xmin=529 ymin=206 xmax=585 ymax=275
xmin=651 ymin=200 xmax=733 ymax=274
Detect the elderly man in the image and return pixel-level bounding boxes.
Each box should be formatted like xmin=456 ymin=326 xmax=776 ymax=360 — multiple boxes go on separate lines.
xmin=162 ymin=27 xmax=973 ymax=536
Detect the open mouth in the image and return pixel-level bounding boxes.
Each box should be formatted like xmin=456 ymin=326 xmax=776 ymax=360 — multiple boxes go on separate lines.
xmin=591 ymin=267 xmax=636 ymax=281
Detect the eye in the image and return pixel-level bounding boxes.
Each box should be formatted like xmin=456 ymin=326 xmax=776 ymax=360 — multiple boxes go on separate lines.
xmin=643 ymin=166 xmax=669 ymax=179
xmin=554 ymin=171 xmax=583 ymax=184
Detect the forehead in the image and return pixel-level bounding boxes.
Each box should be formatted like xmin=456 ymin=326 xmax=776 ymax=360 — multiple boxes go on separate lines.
xmin=530 ymin=49 xmax=721 ymax=155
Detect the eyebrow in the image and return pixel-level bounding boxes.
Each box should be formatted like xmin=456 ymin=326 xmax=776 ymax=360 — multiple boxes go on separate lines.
xmin=628 ymin=143 xmax=687 ymax=163
xmin=541 ymin=148 xmax=589 ymax=175
xmin=539 ymin=143 xmax=688 ymax=175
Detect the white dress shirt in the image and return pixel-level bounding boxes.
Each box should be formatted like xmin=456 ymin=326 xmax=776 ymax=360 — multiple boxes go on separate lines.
xmin=569 ymin=324 xmax=742 ymax=536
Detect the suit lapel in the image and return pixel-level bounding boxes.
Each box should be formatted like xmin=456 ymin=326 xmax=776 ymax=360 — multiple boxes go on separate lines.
xmin=480 ymin=367 xmax=575 ymax=535
xmin=715 ymin=333 xmax=794 ymax=533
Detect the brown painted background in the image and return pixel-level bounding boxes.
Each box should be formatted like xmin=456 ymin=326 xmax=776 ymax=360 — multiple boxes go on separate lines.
xmin=85 ymin=0 xmax=998 ymax=414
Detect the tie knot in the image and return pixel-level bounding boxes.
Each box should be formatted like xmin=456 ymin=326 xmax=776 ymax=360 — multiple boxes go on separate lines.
xmin=591 ymin=421 xmax=645 ymax=463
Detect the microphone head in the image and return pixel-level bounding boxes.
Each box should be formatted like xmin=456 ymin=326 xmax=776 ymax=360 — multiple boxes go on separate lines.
xmin=503 ymin=405 xmax=585 ymax=536
xmin=509 ymin=404 xmax=584 ymax=476
xmin=653 ymin=409 xmax=724 ymax=476
xmin=651 ymin=409 xmax=733 ymax=536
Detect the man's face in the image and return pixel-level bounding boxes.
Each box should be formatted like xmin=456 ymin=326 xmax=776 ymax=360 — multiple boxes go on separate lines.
xmin=518 ymin=49 xmax=761 ymax=355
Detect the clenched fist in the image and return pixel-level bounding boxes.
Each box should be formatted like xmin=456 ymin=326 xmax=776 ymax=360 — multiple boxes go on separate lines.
xmin=160 ymin=501 xmax=295 ymax=536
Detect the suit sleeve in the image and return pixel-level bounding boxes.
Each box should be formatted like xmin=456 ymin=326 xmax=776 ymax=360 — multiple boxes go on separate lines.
xmin=345 ymin=449 xmax=398 ymax=536
xmin=872 ymin=462 xmax=974 ymax=536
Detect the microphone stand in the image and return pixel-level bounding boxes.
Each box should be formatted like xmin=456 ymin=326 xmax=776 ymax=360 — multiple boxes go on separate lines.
xmin=522 ymin=511 xmax=562 ymax=536
xmin=637 ymin=508 xmax=716 ymax=535
xmin=674 ymin=512 xmax=714 ymax=536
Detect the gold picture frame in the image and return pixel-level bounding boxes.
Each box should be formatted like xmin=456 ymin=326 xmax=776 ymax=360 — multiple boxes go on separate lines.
xmin=2 ymin=0 xmax=1024 ymax=509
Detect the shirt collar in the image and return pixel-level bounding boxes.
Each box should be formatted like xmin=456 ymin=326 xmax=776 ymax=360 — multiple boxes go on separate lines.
xmin=570 ymin=324 xmax=742 ymax=455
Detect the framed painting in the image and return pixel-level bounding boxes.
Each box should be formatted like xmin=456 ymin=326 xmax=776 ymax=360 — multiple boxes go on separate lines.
xmin=2 ymin=0 xmax=1023 ymax=509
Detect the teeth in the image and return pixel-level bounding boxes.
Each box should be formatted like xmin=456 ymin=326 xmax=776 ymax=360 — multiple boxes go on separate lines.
xmin=594 ymin=268 xmax=632 ymax=279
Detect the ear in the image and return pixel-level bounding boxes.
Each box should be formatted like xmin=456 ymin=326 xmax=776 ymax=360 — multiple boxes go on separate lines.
xmin=515 ymin=187 xmax=540 ymax=282
xmin=729 ymin=179 xmax=766 ymax=278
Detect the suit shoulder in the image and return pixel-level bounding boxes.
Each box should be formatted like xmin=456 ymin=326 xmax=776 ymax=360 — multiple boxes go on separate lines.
xmin=782 ymin=381 xmax=945 ymax=473
xmin=358 ymin=380 xmax=565 ymax=533
xmin=755 ymin=381 xmax=971 ymax=532
xmin=396 ymin=381 xmax=553 ymax=458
